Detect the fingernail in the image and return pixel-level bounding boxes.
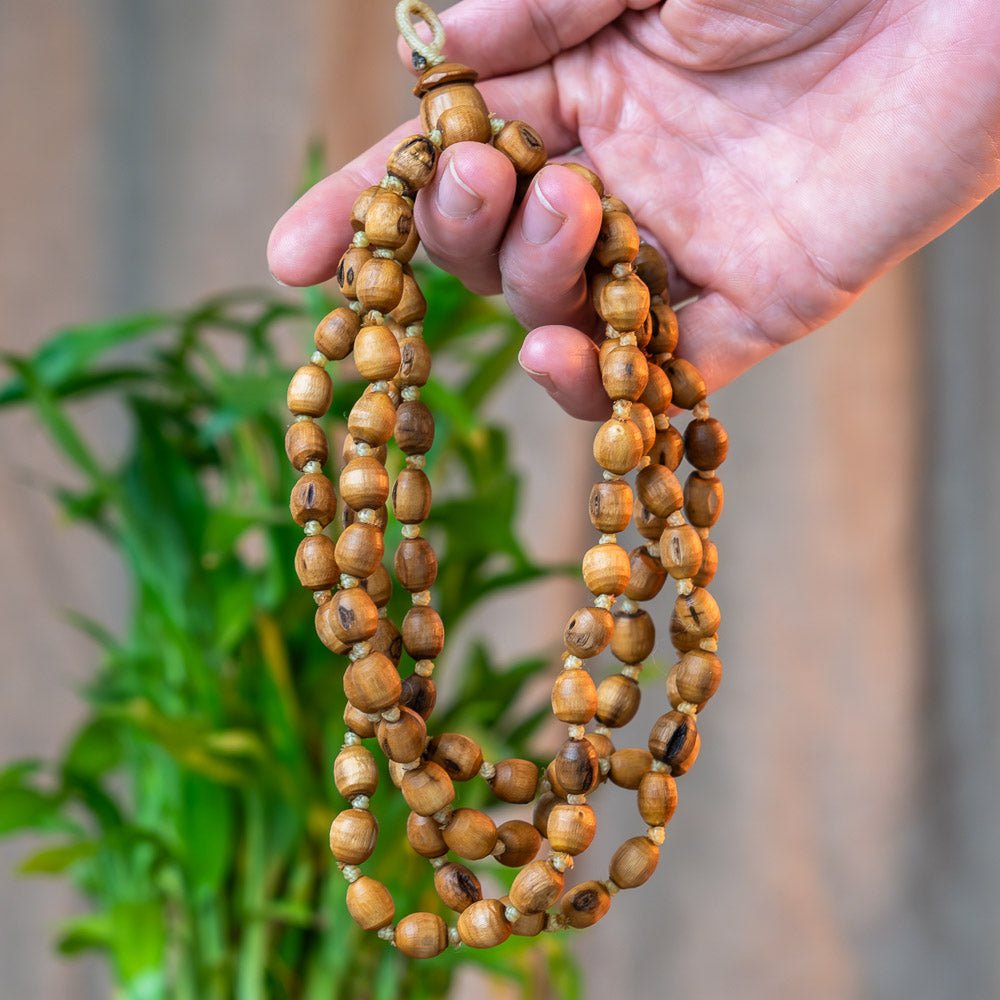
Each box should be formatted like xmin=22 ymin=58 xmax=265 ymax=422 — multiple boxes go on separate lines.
xmin=521 ymin=180 xmax=566 ymax=245
xmin=437 ymin=158 xmax=484 ymax=219
xmin=518 ymin=348 xmax=553 ymax=384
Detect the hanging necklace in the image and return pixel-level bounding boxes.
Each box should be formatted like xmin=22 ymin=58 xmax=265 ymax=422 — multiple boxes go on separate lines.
xmin=284 ymin=0 xmax=727 ymax=956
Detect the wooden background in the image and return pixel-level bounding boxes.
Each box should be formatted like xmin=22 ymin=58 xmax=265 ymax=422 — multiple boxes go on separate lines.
xmin=2 ymin=2 xmax=997 ymax=997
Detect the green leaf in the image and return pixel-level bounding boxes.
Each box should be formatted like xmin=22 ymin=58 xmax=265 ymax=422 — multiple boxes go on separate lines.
xmin=0 ymin=786 xmax=69 ymax=836
xmin=19 ymin=840 xmax=99 ymax=875
xmin=56 ymin=912 xmax=115 ymax=955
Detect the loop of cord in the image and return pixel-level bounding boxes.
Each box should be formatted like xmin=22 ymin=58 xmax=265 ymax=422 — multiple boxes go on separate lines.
xmin=395 ymin=0 xmax=447 ymax=68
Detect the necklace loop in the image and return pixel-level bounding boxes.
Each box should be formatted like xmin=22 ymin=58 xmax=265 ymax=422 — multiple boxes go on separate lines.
xmin=395 ymin=0 xmax=447 ymax=68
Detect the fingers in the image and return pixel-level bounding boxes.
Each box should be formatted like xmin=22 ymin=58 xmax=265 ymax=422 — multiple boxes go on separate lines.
xmin=517 ymin=325 xmax=609 ymax=420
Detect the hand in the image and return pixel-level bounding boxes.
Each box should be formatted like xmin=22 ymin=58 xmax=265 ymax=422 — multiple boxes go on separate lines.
xmin=268 ymin=0 xmax=1000 ymax=419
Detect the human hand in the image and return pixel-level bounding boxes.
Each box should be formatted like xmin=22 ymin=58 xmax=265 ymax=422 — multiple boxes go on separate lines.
xmin=268 ymin=0 xmax=1000 ymax=419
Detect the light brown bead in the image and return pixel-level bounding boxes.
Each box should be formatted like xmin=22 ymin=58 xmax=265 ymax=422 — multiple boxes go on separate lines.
xmin=495 ymin=820 xmax=542 ymax=868
xmin=287 ymin=365 xmax=332 ymax=418
xmin=649 ymin=710 xmax=699 ymax=770
xmin=406 ymin=811 xmax=447 ymax=859
xmin=633 ymin=505 xmax=665 ymax=546
xmin=685 ymin=472 xmax=724 ymax=527
xmin=392 ymin=468 xmax=432 ymax=523
xmin=685 ymin=417 xmax=729 ymax=470
xmin=611 ymin=610 xmax=656 ymax=664
xmin=553 ymin=738 xmax=600 ymax=796
xmin=285 ymin=420 xmax=328 ymax=471
xmin=638 ymin=770 xmax=679 ymax=827
xmin=582 ymin=542 xmax=630 ymax=597
xmin=387 ymin=134 xmax=439 ymax=191
xmin=458 ymin=898 xmax=511 ymax=949
xmin=601 ymin=344 xmax=648 ymax=401
xmin=335 ymin=522 xmax=384 ymax=580
xmin=314 ymin=306 xmax=360 ymax=360
xmin=593 ymin=418 xmax=643 ymax=475
xmin=395 ymin=400 xmax=435 ymax=455
xmin=353 ymin=324 xmax=402 ymax=382
xmin=639 ymin=364 xmax=673 ymax=415
xmin=669 ymin=650 xmax=722 ymax=709
xmin=363 ymin=190 xmax=414 ymax=251
xmin=377 ymin=706 xmax=427 ymax=764
xmin=356 ymin=257 xmax=404 ymax=314
xmin=434 ymin=862 xmax=482 ymax=912
xmin=625 ymin=546 xmax=667 ymax=601
xmin=636 ymin=464 xmax=683 ymax=518
xmin=650 ymin=424 xmax=685 ymax=470
xmin=609 ymin=837 xmax=659 ymax=889
xmin=636 ymin=309 xmax=654 ymax=351
xmin=417 ymin=62 xmax=486 ymax=121
xmin=598 ymin=274 xmax=651 ymax=332
xmin=323 ymin=587 xmax=379 ymax=644
xmin=346 ymin=876 xmax=394 ymax=931
xmin=551 ymin=669 xmax=598 ymax=724
xmin=560 ymin=880 xmax=612 ymax=928
xmin=394 ymin=537 xmax=438 ymax=592
xmin=401 ymin=761 xmax=454 ymax=816
xmin=546 ymin=803 xmax=597 ymax=856
xmin=649 ymin=301 xmax=679 ymax=355
xmin=328 ymin=808 xmax=377 ymax=865
xmin=342 ymin=432 xmax=387 ymax=466
xmin=362 ymin=564 xmax=392 ymax=608
xmin=562 ymin=162 xmax=604 ymax=195
xmin=664 ymin=357 xmax=707 ymax=409
xmin=337 ymin=246 xmax=372 ymax=300
xmin=532 ymin=791 xmax=559 ymax=835
xmin=390 ymin=270 xmax=427 ymax=326
xmin=339 ymin=457 xmax=389 ymax=513
xmin=426 ymin=732 xmax=483 ymax=782
xmin=402 ymin=605 xmax=444 ymax=659
xmin=632 ymin=401 xmax=656 ymax=455
xmin=395 ymin=223 xmax=421 ymax=264
xmin=669 ymin=608 xmax=712 ymax=653
xmin=674 ymin=587 xmax=721 ymax=638
xmin=660 ymin=523 xmax=705 ymax=580
xmin=400 ymin=673 xmax=436 ymax=719
xmin=437 ymin=103 xmax=492 ymax=146
xmin=635 ymin=242 xmax=669 ymax=297
xmin=395 ymin=912 xmax=448 ymax=960
xmin=343 ymin=652 xmax=401 ymax=714
xmin=564 ymin=606 xmax=614 ymax=659
xmin=596 ymin=674 xmax=641 ymax=728
xmin=609 ymin=748 xmax=653 ymax=789
xmin=595 ymin=212 xmax=640 ymax=268
xmin=493 ymin=119 xmax=547 ymax=174
xmin=334 ymin=745 xmax=379 ymax=799
xmin=443 ymin=808 xmax=497 ymax=861
xmin=347 ymin=391 xmax=396 ymax=446
xmin=586 ymin=730 xmax=615 ymax=762
xmin=294 ymin=535 xmax=338 ymax=590
xmin=490 ymin=758 xmax=539 ymax=804
xmin=370 ymin=617 xmax=402 ymax=664
xmin=290 ymin=473 xmax=336 ymax=527
xmin=693 ymin=539 xmax=718 ymax=588
xmin=350 ymin=185 xmax=379 ymax=231
xmin=343 ymin=702 xmax=376 ymax=738
xmin=503 ymin=896 xmax=546 ymax=937
xmin=397 ymin=336 xmax=432 ymax=387
xmin=510 ymin=860 xmax=565 ymax=913
xmin=589 ymin=480 xmax=633 ymax=533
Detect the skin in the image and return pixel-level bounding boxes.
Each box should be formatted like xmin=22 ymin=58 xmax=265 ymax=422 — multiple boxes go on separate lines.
xmin=268 ymin=0 xmax=1000 ymax=419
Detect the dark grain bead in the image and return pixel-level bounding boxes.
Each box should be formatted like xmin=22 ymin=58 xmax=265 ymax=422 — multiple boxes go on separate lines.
xmin=392 ymin=468 xmax=432 ymax=523
xmin=343 ymin=652 xmax=401 ymax=714
xmin=407 ymin=811 xmax=447 ymax=858
xmin=387 ymin=134 xmax=439 ymax=191
xmin=377 ymin=705 xmax=427 ymax=764
xmin=340 ymin=456 xmax=389 ymax=512
xmin=370 ymin=617 xmax=402 ymax=665
xmin=650 ymin=424 xmax=685 ymax=470
xmin=596 ymin=674 xmax=641 ymax=728
xmin=324 ymin=587 xmax=379 ymax=644
xmin=611 ymin=610 xmax=655 ymax=663
xmin=648 ymin=302 xmax=679 ymax=355
xmin=633 ymin=503 xmax=667 ymax=542
xmin=394 ymin=537 xmax=438 ymax=592
xmin=684 ymin=417 xmax=729 ymax=470
xmin=400 ymin=673 xmax=436 ymax=719
xmin=553 ymin=737 xmax=600 ymax=795
xmin=350 ymin=185 xmax=379 ymax=231
xmin=589 ymin=480 xmax=634 ymax=533
xmin=674 ymin=587 xmax=721 ymax=638
xmin=402 ymin=605 xmax=444 ymax=659
xmin=560 ymin=880 xmax=611 ymax=928
xmin=390 ymin=269 xmax=427 ymax=326
xmin=335 ymin=522 xmax=384 ymax=580
xmin=669 ymin=650 xmax=722 ymax=709
xmin=395 ymin=400 xmax=435 ymax=455
xmin=337 ymin=246 xmax=372 ymax=300
xmin=493 ymin=119 xmax=547 ymax=174
xmin=636 ymin=464 xmax=683 ymax=518
xmin=692 ymin=539 xmax=718 ymax=588
xmin=289 ymin=473 xmax=336 ymax=527
xmin=684 ymin=472 xmax=724 ymax=527
xmin=495 ymin=820 xmax=542 ymax=868
xmin=664 ymin=357 xmax=707 ymax=409
xmin=490 ymin=758 xmax=539 ymax=804
xmin=635 ymin=242 xmax=669 ymax=297
xmin=564 ymin=606 xmax=614 ymax=659
xmin=594 ymin=212 xmax=640 ymax=269
xmin=434 ymin=862 xmax=482 ymax=913
xmin=426 ymin=732 xmax=483 ymax=782
xmin=397 ymin=336 xmax=432 ymax=387
xmin=625 ymin=546 xmax=668 ymax=601
xmin=364 ymin=190 xmax=414 ymax=251
xmin=648 ymin=710 xmax=699 ymax=770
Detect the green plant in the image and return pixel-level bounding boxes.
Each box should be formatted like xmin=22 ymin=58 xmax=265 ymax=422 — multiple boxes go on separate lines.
xmin=0 ymin=267 xmax=581 ymax=999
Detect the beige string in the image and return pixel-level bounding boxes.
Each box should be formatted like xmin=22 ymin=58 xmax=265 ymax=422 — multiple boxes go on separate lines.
xmin=395 ymin=0 xmax=447 ymax=67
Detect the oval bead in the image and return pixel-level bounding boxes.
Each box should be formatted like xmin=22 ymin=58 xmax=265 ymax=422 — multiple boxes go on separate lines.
xmin=395 ymin=912 xmax=448 ymax=959
xmin=434 ymin=862 xmax=482 ymax=912
xmin=560 ymin=880 xmax=611 ymax=928
xmin=328 ymin=808 xmax=377 ymax=865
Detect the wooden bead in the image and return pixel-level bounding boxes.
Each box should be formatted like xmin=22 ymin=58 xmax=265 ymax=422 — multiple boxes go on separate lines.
xmin=285 ymin=420 xmax=328 ymax=471
xmin=407 ymin=811 xmax=447 ymax=858
xmin=636 ymin=464 xmax=683 ymax=518
xmin=323 ymin=587 xmax=379 ymax=644
xmin=395 ymin=400 xmax=435 ymax=455
xmin=337 ymin=246 xmax=372 ymax=300
xmin=350 ymin=185 xmax=379 ymax=231
xmin=458 ymin=898 xmax=511 ymax=949
xmin=532 ymin=791 xmax=559 ymax=835
xmin=649 ymin=710 xmax=699 ymax=769
xmin=562 ymin=162 xmax=604 ymax=195
xmin=394 ymin=537 xmax=438 ymax=592
xmin=290 ymin=473 xmax=336 ymax=527
xmin=596 ymin=674 xmax=641 ymax=728
xmin=343 ymin=702 xmax=376 ymax=738
xmin=664 ymin=357 xmax=707 ymax=409
xmin=685 ymin=417 xmax=729 ymax=470
xmin=401 ymin=761 xmax=455 ymax=816
xmin=650 ymin=424 xmax=685 ymax=470
xmin=377 ymin=706 xmax=427 ymax=764
xmin=343 ymin=652 xmax=401 ymax=714
xmin=598 ymin=274 xmax=650 ymax=332
xmin=635 ymin=242 xmax=669 ymax=297
xmin=443 ymin=808 xmax=497 ymax=860
xmin=609 ymin=748 xmax=652 ymax=789
xmin=635 ymin=502 xmax=668 ymax=542
xmin=402 ymin=605 xmax=444 ymax=659
xmin=437 ymin=103 xmax=492 ymax=146
xmin=684 ymin=472 xmax=724 ymax=527
xmin=649 ymin=301 xmax=679 ymax=355
xmin=611 ymin=610 xmax=655 ymax=663
xmin=397 ymin=336 xmax=432 ymax=387
xmin=490 ymin=758 xmax=539 ymax=804
xmin=434 ymin=862 xmax=482 ymax=912
xmin=343 ymin=503 xmax=388 ymax=533
xmin=669 ymin=650 xmax=722 ymax=709
xmin=551 ymin=669 xmax=598 ymax=724
xmin=346 ymin=876 xmax=394 ymax=931
xmin=395 ymin=223 xmax=421 ymax=264
xmin=400 ymin=673 xmax=436 ymax=719
xmin=582 ymin=542 xmax=630 ymax=596
xmin=287 ymin=365 xmax=332 ymax=417
xmin=593 ymin=418 xmax=643 ymax=475
xmin=342 ymin=433 xmax=387 ymax=466
xmin=595 ymin=212 xmax=640 ymax=268
xmin=315 ymin=306 xmax=359 ymax=360
xmin=669 ymin=608 xmax=712 ymax=652
xmin=335 ymin=522 xmax=384 ymax=579
xmin=353 ymin=324 xmax=402 ymax=382
xmin=561 ymin=880 xmax=611 ymax=928
xmin=625 ymin=546 xmax=667 ymax=601
xmin=509 ymin=860 xmax=565 ymax=914
xmin=347 ymin=391 xmax=395 ymax=446
xmin=601 ymin=344 xmax=648 ymax=401
xmin=363 ymin=190 xmax=414 ymax=251
xmin=632 ymin=402 xmax=656 ymax=454
xmin=636 ymin=309 xmax=654 ymax=352
xmin=356 ymin=257 xmax=404 ymax=313
xmin=425 ymin=732 xmax=483 ymax=782
xmin=674 ymin=587 xmax=721 ymax=637
xmin=370 ymin=617 xmax=401 ymax=664
xmin=589 ymin=480 xmax=633 ymax=533
xmin=495 ymin=820 xmax=541 ymax=868
xmin=363 ymin=564 xmax=392 ymax=608
xmin=328 ymin=808 xmax=377 ymax=865
xmin=660 ymin=524 xmax=704 ymax=580
xmin=334 ymin=745 xmax=379 ymax=799
xmin=392 ymin=468 xmax=432 ymax=523
xmin=502 ymin=896 xmax=546 ymax=937
xmin=294 ymin=535 xmax=338 ymax=590
xmin=340 ymin=457 xmax=389 ymax=512
xmin=586 ymin=730 xmax=615 ymax=761
xmin=638 ymin=770 xmax=679 ymax=826
xmin=693 ymin=539 xmax=718 ymax=588
xmin=547 ymin=803 xmax=596 ymax=855
xmin=390 ymin=270 xmax=427 ymax=326
xmin=417 ymin=62 xmax=487 ymax=124
xmin=493 ymin=119 xmax=547 ymax=174
xmin=639 ymin=363 xmax=673 ymax=415
xmin=387 ymin=134 xmax=439 ymax=191
xmin=553 ymin=738 xmax=600 ymax=796
xmin=609 ymin=837 xmax=659 ymax=889
xmin=395 ymin=912 xmax=448 ymax=960
xmin=564 ymin=606 xmax=614 ymax=658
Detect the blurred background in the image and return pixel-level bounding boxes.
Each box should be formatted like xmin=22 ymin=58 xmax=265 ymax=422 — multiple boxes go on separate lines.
xmin=2 ymin=1 xmax=998 ymax=998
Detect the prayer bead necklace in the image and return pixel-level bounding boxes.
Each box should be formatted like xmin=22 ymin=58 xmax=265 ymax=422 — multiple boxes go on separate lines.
xmin=284 ymin=0 xmax=727 ymax=956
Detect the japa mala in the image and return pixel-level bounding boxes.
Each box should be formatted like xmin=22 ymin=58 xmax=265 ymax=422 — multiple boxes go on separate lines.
xmin=284 ymin=0 xmax=727 ymax=956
